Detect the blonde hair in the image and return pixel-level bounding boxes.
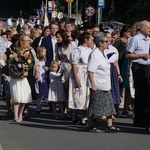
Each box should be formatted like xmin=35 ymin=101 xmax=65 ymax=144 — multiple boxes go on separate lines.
xmin=36 ymin=46 xmax=47 ymax=61
xmin=30 ymin=28 xmax=41 ymax=40
xmin=131 ymin=22 xmax=140 ymax=36
xmin=50 ymin=60 xmax=60 ymax=72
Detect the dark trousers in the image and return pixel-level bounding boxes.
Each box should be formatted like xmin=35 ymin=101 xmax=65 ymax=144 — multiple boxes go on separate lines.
xmin=132 ymin=63 xmax=150 ymax=124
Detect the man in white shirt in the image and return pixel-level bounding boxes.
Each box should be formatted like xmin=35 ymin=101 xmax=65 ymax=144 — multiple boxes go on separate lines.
xmin=7 ymin=17 xmax=13 ymax=27
xmin=126 ymin=20 xmax=150 ymax=128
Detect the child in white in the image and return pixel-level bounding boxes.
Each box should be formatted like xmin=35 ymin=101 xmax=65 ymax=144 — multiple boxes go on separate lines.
xmin=48 ymin=60 xmax=66 ymax=119
xmin=36 ymin=46 xmax=48 ymax=112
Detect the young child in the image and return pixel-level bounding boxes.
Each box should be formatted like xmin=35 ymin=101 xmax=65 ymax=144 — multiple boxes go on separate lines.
xmin=48 ymin=60 xmax=66 ymax=119
xmin=36 ymin=46 xmax=48 ymax=113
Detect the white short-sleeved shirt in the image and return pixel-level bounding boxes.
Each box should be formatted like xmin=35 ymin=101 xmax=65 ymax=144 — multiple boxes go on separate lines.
xmin=127 ymin=33 xmax=150 ymax=65
xmin=87 ymin=48 xmax=111 ymax=91
xmin=70 ymin=46 xmax=92 ymax=64
xmin=7 ymin=18 xmax=13 ymax=27
xmin=104 ymin=45 xmax=119 ymax=63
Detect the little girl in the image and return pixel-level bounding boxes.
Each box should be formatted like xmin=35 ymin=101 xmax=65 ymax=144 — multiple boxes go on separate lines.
xmin=48 ymin=60 xmax=66 ymax=119
xmin=36 ymin=46 xmax=48 ymax=113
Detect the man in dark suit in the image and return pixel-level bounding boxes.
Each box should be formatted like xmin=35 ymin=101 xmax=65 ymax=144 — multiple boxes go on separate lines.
xmin=41 ymin=22 xmax=59 ymax=70
xmin=41 ymin=22 xmax=59 ymax=110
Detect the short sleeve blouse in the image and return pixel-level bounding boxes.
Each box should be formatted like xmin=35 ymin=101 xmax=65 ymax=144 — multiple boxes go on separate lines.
xmin=70 ymin=46 xmax=92 ymax=65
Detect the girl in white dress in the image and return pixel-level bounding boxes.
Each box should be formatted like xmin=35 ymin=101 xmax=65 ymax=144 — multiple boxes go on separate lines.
xmin=48 ymin=60 xmax=66 ymax=119
xmin=36 ymin=46 xmax=48 ymax=113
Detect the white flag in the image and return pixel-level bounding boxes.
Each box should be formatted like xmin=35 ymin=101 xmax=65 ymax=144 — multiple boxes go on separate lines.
xmin=44 ymin=13 xmax=49 ymax=26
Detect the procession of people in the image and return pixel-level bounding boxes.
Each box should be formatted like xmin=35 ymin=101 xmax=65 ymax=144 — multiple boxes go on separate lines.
xmin=0 ymin=14 xmax=150 ymax=133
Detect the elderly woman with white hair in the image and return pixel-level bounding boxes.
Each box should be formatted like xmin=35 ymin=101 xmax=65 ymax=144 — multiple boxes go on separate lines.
xmin=87 ymin=32 xmax=120 ymax=132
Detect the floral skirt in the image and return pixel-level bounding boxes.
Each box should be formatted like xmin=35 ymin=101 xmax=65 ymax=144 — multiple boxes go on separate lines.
xmin=88 ymin=90 xmax=116 ymax=117
xmin=110 ymin=63 xmax=121 ymax=104
xmin=68 ymin=64 xmax=90 ymax=110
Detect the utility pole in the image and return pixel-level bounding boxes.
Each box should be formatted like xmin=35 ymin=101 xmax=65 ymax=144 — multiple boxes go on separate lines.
xmin=76 ymin=0 xmax=78 ymax=15
xmin=68 ymin=2 xmax=72 ymax=18
xmin=66 ymin=0 xmax=73 ymax=18
xmin=97 ymin=0 xmax=105 ymax=25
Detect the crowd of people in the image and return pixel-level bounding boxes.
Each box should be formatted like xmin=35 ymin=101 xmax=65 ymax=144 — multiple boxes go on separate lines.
xmin=0 ymin=17 xmax=150 ymax=133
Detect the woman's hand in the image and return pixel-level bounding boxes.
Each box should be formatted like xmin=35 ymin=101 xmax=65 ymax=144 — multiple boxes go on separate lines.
xmin=23 ymin=71 xmax=28 ymax=77
xmin=92 ymin=86 xmax=97 ymax=93
xmin=118 ymin=75 xmax=123 ymax=83
xmin=75 ymin=78 xmax=81 ymax=87
xmin=35 ymin=71 xmax=40 ymax=81
xmin=44 ymin=67 xmax=49 ymax=71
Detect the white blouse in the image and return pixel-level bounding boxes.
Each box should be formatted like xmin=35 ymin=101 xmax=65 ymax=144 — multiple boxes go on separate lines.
xmin=104 ymin=45 xmax=119 ymax=63
xmin=70 ymin=46 xmax=92 ymax=64
xmin=88 ymin=48 xmax=111 ymax=91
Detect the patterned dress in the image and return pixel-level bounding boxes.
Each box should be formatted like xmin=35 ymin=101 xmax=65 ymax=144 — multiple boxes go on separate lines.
xmin=104 ymin=45 xmax=121 ymax=104
xmin=48 ymin=72 xmax=66 ymax=102
xmin=56 ymin=42 xmax=77 ymax=87
xmin=68 ymin=46 xmax=92 ymax=110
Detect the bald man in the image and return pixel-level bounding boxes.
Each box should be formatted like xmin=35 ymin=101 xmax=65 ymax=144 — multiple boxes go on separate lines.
xmin=126 ymin=20 xmax=150 ymax=129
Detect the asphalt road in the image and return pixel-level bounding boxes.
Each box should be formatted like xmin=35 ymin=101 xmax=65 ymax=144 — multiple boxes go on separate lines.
xmin=0 ymin=99 xmax=150 ymax=150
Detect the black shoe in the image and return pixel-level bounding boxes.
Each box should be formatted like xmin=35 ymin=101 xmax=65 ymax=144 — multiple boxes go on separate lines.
xmin=72 ymin=120 xmax=78 ymax=125
xmin=23 ymin=113 xmax=30 ymax=120
xmin=133 ymin=122 xmax=145 ymax=128
xmin=116 ymin=111 xmax=123 ymax=118
xmin=122 ymin=111 xmax=132 ymax=118
xmin=145 ymin=126 xmax=150 ymax=132
xmin=7 ymin=111 xmax=14 ymax=119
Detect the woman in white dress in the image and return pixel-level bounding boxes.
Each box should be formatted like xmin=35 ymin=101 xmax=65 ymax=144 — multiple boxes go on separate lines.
xmin=55 ymin=29 xmax=77 ymax=114
xmin=9 ymin=34 xmax=39 ymax=122
xmin=68 ymin=32 xmax=94 ymax=124
xmin=9 ymin=69 xmax=32 ymax=122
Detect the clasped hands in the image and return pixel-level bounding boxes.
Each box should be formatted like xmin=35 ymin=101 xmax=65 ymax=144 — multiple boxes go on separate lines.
xmin=141 ymin=53 xmax=150 ymax=60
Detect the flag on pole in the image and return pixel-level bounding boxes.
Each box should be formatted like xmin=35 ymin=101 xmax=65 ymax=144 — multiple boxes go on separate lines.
xmin=52 ymin=0 xmax=55 ymax=11
xmin=44 ymin=12 xmax=49 ymax=26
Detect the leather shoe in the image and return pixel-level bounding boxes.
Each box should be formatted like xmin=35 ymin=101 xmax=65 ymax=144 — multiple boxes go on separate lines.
xmin=133 ymin=122 xmax=145 ymax=128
